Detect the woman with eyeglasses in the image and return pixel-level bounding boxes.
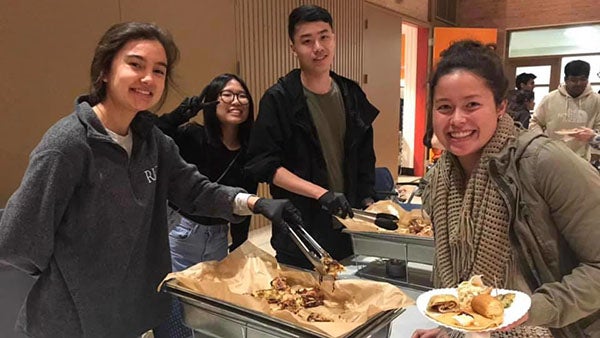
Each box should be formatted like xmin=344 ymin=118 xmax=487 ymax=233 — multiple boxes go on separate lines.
xmin=156 ymin=73 xmax=257 ymax=269
xmin=152 ymin=73 xmax=258 ymax=337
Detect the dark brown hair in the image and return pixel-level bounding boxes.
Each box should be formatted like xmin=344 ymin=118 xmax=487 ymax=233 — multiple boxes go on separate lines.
xmin=424 ymin=40 xmax=508 ymax=147
xmin=89 ymin=22 xmax=180 ymax=109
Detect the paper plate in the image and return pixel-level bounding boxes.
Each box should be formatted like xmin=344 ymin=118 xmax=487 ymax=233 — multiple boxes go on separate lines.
xmin=416 ymin=288 xmax=531 ymax=333
xmin=554 ymin=129 xmax=579 ymax=135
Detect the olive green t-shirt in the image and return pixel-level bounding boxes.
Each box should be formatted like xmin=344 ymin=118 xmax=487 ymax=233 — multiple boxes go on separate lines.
xmin=303 ymin=81 xmax=346 ymax=192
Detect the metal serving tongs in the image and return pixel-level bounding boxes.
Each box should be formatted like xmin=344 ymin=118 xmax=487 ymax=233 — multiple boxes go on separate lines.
xmin=351 ymin=209 xmax=399 ymax=230
xmin=285 ymin=222 xmax=334 ymax=276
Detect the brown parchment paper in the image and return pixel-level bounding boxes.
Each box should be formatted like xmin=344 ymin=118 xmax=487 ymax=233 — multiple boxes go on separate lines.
xmin=159 ymin=242 xmax=413 ymax=338
xmin=338 ymin=200 xmax=431 ymax=237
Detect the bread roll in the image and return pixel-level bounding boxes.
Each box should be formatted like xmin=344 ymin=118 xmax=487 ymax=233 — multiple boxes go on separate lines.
xmin=471 ymin=293 xmax=504 ymax=319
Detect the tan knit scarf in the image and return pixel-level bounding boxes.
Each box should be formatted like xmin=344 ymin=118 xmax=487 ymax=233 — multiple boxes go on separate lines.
xmin=430 ymin=114 xmax=518 ymax=288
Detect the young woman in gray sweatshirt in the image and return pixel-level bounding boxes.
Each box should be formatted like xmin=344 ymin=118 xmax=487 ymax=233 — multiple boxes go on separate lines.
xmin=0 ymin=22 xmax=302 ymax=338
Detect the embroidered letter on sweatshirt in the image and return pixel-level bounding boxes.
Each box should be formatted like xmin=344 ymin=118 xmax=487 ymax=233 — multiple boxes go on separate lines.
xmin=144 ymin=166 xmax=157 ymax=183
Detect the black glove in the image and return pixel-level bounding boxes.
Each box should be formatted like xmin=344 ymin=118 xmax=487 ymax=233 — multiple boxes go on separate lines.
xmin=170 ymin=96 xmax=219 ymax=123
xmin=318 ymin=191 xmax=354 ymax=218
xmin=253 ymin=198 xmax=304 ymax=230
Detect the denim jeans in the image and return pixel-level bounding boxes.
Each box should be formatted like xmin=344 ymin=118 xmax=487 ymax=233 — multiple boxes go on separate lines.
xmin=154 ymin=216 xmax=229 ymax=338
xmin=168 ymin=216 xmax=229 ymax=272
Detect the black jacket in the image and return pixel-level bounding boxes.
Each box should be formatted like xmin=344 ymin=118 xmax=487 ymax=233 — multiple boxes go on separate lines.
xmin=155 ymin=111 xmax=257 ymax=225
xmin=245 ymin=69 xmax=379 ymax=264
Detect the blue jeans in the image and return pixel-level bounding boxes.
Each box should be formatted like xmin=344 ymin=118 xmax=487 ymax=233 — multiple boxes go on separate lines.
xmin=169 ymin=216 xmax=229 ymax=272
xmin=155 ymin=216 xmax=229 ymax=338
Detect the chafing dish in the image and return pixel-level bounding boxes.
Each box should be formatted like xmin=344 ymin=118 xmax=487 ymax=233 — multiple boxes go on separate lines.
xmin=342 ymin=213 xmax=434 ymax=291
xmin=162 ymin=279 xmax=405 ymax=338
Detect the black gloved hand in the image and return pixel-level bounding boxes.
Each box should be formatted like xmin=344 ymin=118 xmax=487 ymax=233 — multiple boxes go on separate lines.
xmin=318 ymin=191 xmax=354 ymax=218
xmin=171 ymin=96 xmax=219 ymax=122
xmin=253 ymin=198 xmax=304 ymax=231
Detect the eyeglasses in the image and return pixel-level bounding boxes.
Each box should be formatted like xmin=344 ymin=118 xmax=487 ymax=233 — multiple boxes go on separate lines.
xmin=219 ymin=90 xmax=249 ymax=105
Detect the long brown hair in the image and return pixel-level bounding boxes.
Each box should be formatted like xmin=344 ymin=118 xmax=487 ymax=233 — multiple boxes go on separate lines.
xmin=89 ymin=22 xmax=180 ymax=109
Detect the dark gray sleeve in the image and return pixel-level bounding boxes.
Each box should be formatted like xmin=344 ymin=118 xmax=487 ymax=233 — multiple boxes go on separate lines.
xmin=0 ymin=150 xmax=78 ymax=275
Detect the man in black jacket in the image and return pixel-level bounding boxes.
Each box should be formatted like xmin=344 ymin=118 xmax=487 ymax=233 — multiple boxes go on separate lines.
xmin=245 ymin=5 xmax=379 ymax=269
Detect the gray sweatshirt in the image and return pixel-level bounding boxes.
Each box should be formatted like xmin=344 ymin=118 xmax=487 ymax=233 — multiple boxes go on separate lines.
xmin=0 ymin=97 xmax=246 ymax=337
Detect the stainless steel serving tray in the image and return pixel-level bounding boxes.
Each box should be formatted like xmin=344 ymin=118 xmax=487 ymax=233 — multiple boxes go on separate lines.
xmin=343 ymin=230 xmax=434 ymax=264
xmin=162 ymin=279 xmax=405 ymax=338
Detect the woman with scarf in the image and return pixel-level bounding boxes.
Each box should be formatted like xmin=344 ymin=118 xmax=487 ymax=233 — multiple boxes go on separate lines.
xmin=412 ymin=40 xmax=600 ymax=338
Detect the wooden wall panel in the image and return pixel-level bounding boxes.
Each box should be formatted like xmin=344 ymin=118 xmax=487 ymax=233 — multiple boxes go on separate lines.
xmin=0 ymin=1 xmax=121 ymax=205
xmin=120 ymin=0 xmax=237 ymax=114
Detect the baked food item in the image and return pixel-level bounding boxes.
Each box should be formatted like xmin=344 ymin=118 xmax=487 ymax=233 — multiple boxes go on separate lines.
xmin=427 ymin=294 xmax=459 ymax=313
xmin=495 ymin=293 xmax=516 ymax=308
xmin=457 ymin=275 xmax=492 ymax=311
xmin=471 ymin=293 xmax=504 ymax=319
xmin=251 ymin=277 xmax=327 ymax=318
xmin=430 ymin=311 xmax=503 ymax=331
xmin=321 ymin=256 xmax=345 ymax=278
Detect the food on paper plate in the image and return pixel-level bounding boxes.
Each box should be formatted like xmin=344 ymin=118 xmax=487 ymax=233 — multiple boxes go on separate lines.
xmin=433 ymin=310 xmax=503 ymax=331
xmin=423 ymin=276 xmax=509 ymax=331
xmin=471 ymin=294 xmax=504 ymax=319
xmin=453 ymin=312 xmax=475 ymax=326
xmin=495 ymin=292 xmax=516 ymax=308
xmin=457 ymin=275 xmax=492 ymax=311
xmin=427 ymin=294 xmax=459 ymax=313
xmin=250 ymin=276 xmax=332 ymax=321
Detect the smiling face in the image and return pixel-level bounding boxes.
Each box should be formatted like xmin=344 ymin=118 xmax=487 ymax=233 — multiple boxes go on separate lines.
xmin=216 ymin=79 xmax=249 ymax=126
xmin=290 ymin=21 xmax=335 ymax=75
xmin=103 ymin=39 xmax=167 ymax=114
xmin=432 ymin=70 xmax=506 ymax=171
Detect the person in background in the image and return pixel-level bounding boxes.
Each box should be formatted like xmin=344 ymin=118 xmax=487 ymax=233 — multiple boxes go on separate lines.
xmin=0 ymin=22 xmax=303 ymax=338
xmin=245 ymin=5 xmax=379 ymax=269
xmin=515 ymin=72 xmax=536 ymax=91
xmin=506 ymin=72 xmax=536 ymax=112
xmin=412 ymin=40 xmax=600 ymax=338
xmin=153 ymin=74 xmax=257 ymax=338
xmin=507 ymin=89 xmax=535 ymax=128
xmin=529 ymin=60 xmax=600 ymax=160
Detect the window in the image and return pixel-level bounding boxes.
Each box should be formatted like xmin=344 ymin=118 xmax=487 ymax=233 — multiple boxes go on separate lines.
xmin=509 ymin=24 xmax=600 ymax=58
